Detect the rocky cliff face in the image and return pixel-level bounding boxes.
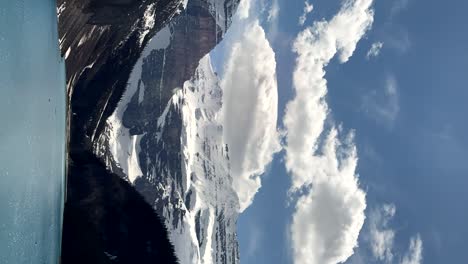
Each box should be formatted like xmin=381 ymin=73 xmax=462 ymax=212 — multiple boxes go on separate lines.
xmin=58 ymin=1 xmax=185 ymax=263
xmin=57 ymin=0 xmax=184 ymax=154
xmin=59 ymin=0 xmax=242 ymax=262
xmin=93 ymin=0 xmax=242 ymax=263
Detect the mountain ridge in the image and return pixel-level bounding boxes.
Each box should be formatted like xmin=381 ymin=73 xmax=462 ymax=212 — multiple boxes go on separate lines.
xmin=59 ymin=0 xmax=242 ymax=263
xmin=95 ymin=0 xmax=242 ymax=263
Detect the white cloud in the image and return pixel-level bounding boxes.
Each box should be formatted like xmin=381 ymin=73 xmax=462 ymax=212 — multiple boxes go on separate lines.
xmin=369 ymin=204 xmax=396 ymax=262
xmin=283 ymin=0 xmax=375 ymax=262
xmin=298 ymin=1 xmax=314 ymax=26
xmin=366 ymin=41 xmax=384 ymax=59
xmin=265 ymin=0 xmax=282 ymax=44
xmin=290 ymin=128 xmax=367 ymax=264
xmin=221 ymin=20 xmax=281 ymax=212
xmin=284 ymin=0 xmax=374 ymax=190
xmin=366 ymin=204 xmax=423 ymax=264
xmin=267 ymin=0 xmax=280 ymax=22
xmin=401 ymin=235 xmax=423 ymax=264
xmin=384 ymin=0 xmax=412 ymax=54
xmin=237 ymin=0 xmax=253 ymax=20
xmin=362 ymin=74 xmax=400 ymax=128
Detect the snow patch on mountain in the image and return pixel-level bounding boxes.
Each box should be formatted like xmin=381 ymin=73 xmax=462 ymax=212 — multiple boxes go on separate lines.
xmin=139 ymin=3 xmax=157 ymax=46
xmin=168 ymin=55 xmax=240 ymax=264
xmin=106 ymin=114 xmax=143 ymax=183
xmin=151 ymin=25 xmax=172 ymax=50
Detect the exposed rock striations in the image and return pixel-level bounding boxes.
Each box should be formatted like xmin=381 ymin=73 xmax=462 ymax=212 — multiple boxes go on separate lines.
xmin=95 ymin=0 xmax=242 ymax=263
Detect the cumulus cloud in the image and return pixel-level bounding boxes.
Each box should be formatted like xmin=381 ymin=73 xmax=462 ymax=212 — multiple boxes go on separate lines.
xmin=366 ymin=41 xmax=384 ymax=59
xmin=298 ymin=1 xmax=314 ymax=26
xmin=401 ymin=235 xmax=423 ymax=264
xmin=369 ymin=204 xmax=396 ymax=262
xmin=284 ymin=0 xmax=374 ymax=189
xmin=362 ymin=74 xmax=399 ymax=128
xmin=221 ymin=20 xmax=281 ymax=212
xmin=290 ymin=128 xmax=367 ymax=264
xmin=283 ymin=0 xmax=375 ymax=263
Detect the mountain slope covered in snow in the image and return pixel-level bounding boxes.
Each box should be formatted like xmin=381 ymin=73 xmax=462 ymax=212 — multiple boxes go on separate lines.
xmin=93 ymin=0 xmax=242 ymax=263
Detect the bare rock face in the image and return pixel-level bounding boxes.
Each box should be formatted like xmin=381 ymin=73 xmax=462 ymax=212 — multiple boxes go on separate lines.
xmin=58 ymin=0 xmax=184 ymax=263
xmin=57 ymin=0 xmax=184 ymax=154
xmin=120 ymin=0 xmax=238 ymax=134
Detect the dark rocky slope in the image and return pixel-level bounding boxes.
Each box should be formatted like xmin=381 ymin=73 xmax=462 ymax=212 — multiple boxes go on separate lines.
xmin=58 ymin=0 xmax=183 ymax=263
xmin=57 ymin=0 xmax=183 ymax=155
xmin=62 ymin=152 xmax=179 ymax=264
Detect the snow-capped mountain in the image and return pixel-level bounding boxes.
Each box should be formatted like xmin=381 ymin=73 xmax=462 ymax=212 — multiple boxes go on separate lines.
xmin=92 ymin=0 xmax=242 ymax=263
xmin=175 ymin=55 xmax=240 ymax=264
xmin=96 ymin=54 xmax=240 ymax=264
xmin=59 ymin=0 xmax=242 ymax=262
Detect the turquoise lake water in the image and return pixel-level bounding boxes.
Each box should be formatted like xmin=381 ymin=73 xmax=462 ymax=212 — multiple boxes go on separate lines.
xmin=0 ymin=0 xmax=66 ymax=263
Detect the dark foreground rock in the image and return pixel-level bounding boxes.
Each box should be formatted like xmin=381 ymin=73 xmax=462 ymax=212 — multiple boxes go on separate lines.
xmin=58 ymin=0 xmax=182 ymax=262
xmin=62 ymin=151 xmax=179 ymax=264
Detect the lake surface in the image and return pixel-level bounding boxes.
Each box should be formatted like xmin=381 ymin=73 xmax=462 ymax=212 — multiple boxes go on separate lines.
xmin=0 ymin=0 xmax=66 ymax=263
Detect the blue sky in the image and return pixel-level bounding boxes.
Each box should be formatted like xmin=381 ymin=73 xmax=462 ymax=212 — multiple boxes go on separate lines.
xmin=212 ymin=0 xmax=468 ymax=263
